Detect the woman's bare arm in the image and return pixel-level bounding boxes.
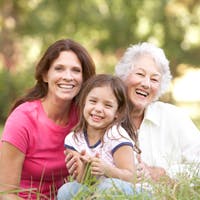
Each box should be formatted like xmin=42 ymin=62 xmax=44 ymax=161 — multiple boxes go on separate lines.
xmin=64 ymin=149 xmax=89 ymax=182
xmin=0 ymin=142 xmax=25 ymax=200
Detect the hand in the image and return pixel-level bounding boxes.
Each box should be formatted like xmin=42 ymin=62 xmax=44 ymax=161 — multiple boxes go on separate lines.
xmin=90 ymin=153 xmax=109 ymax=176
xmin=136 ymin=154 xmax=166 ymax=182
xmin=80 ymin=150 xmax=91 ymax=163
xmin=136 ymin=161 xmax=151 ymax=182
xmin=64 ymin=149 xmax=86 ymax=179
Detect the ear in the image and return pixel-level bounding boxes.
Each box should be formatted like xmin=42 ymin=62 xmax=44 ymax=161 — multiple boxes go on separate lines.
xmin=114 ymin=112 xmax=119 ymax=120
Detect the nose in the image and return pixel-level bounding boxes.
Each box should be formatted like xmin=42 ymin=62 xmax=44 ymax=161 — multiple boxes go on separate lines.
xmin=141 ymin=76 xmax=150 ymax=89
xmin=94 ymin=103 xmax=103 ymax=113
xmin=63 ymin=69 xmax=73 ymax=81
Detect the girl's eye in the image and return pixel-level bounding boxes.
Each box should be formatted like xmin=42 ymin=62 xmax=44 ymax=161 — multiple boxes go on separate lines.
xmin=89 ymin=99 xmax=96 ymax=103
xmin=105 ymin=104 xmax=112 ymax=108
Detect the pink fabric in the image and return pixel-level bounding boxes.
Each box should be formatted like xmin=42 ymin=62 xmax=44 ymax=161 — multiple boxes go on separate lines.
xmin=1 ymin=100 xmax=78 ymax=199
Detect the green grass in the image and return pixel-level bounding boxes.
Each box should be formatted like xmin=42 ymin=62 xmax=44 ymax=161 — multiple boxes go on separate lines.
xmin=70 ymin=171 xmax=200 ymax=200
xmin=0 ymin=124 xmax=4 ymax=138
xmin=1 ymin=174 xmax=200 ymax=199
xmin=61 ymin=163 xmax=200 ymax=200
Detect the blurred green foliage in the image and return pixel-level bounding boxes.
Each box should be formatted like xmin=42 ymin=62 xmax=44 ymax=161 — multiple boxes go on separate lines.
xmin=0 ymin=68 xmax=34 ymax=122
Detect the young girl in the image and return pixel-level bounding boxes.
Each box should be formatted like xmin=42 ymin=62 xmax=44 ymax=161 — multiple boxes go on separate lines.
xmin=57 ymin=74 xmax=140 ymax=200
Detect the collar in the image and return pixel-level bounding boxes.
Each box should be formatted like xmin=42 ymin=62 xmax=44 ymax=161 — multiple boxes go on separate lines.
xmin=143 ymin=101 xmax=161 ymax=127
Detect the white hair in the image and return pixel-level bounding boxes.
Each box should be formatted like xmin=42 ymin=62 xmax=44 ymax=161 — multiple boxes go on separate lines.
xmin=115 ymin=42 xmax=172 ymax=98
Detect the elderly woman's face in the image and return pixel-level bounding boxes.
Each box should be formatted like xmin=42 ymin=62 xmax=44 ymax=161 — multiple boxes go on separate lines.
xmin=125 ymin=54 xmax=161 ymax=111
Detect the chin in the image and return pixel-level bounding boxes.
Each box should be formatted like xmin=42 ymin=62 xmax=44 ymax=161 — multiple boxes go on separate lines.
xmin=133 ymin=101 xmax=147 ymax=110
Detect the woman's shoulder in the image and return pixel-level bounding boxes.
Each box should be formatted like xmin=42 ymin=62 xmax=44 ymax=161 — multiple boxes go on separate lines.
xmin=14 ymin=100 xmax=41 ymax=112
xmin=148 ymin=101 xmax=190 ymax=122
xmin=150 ymin=101 xmax=183 ymax=113
xmin=9 ymin=100 xmax=42 ymax=121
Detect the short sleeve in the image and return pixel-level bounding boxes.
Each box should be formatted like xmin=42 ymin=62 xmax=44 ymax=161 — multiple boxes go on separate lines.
xmin=64 ymin=131 xmax=77 ymax=151
xmin=106 ymin=125 xmax=135 ymax=155
xmin=1 ymin=107 xmax=31 ymax=153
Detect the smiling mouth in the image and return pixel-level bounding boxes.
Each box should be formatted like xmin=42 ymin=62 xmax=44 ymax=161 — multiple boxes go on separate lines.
xmin=135 ymin=89 xmax=149 ymax=97
xmin=91 ymin=114 xmax=103 ymax=121
xmin=58 ymin=84 xmax=75 ymax=89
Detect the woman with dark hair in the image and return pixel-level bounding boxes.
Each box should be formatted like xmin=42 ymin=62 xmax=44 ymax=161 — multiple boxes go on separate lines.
xmin=0 ymin=39 xmax=96 ymax=200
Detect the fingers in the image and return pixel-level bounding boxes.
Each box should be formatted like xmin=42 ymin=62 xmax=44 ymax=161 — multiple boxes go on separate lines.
xmin=90 ymin=163 xmax=103 ymax=176
xmin=95 ymin=152 xmax=100 ymax=158
xmin=67 ymin=160 xmax=77 ymax=174
xmin=136 ymin=153 xmax=141 ymax=163
xmin=65 ymin=153 xmax=75 ymax=168
xmin=80 ymin=154 xmax=91 ymax=163
xmin=80 ymin=149 xmax=86 ymax=156
xmin=71 ymin=170 xmax=78 ymax=179
xmin=65 ymin=152 xmax=79 ymax=179
xmin=136 ymin=163 xmax=151 ymax=181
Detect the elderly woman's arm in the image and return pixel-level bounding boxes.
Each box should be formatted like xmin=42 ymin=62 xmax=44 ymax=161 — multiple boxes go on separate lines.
xmin=136 ymin=154 xmax=169 ymax=182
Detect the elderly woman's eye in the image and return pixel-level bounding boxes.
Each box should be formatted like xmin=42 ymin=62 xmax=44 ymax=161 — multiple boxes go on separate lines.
xmin=136 ymin=72 xmax=144 ymax=76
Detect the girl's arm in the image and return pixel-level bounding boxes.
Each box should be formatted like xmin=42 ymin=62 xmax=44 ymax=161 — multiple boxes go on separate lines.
xmin=0 ymin=142 xmax=25 ymax=200
xmin=91 ymin=145 xmax=136 ymax=183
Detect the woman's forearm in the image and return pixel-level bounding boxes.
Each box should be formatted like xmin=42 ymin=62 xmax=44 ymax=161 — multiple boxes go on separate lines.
xmin=148 ymin=166 xmax=167 ymax=181
xmin=0 ymin=193 xmax=24 ymax=200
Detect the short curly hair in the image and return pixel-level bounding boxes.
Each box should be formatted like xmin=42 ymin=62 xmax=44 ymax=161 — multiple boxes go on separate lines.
xmin=115 ymin=42 xmax=172 ymax=99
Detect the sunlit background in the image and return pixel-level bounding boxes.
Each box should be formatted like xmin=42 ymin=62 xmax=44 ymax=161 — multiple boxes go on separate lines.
xmin=0 ymin=0 xmax=200 ymax=129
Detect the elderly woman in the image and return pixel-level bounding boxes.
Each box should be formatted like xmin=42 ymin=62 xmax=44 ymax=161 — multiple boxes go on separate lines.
xmin=115 ymin=42 xmax=200 ymax=181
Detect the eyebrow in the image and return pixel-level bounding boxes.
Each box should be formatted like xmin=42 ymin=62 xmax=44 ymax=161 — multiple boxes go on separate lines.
xmin=136 ymin=67 xmax=161 ymax=77
xmin=88 ymin=95 xmax=116 ymax=104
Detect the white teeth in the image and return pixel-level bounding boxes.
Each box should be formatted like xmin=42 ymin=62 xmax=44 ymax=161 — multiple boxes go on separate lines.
xmin=59 ymin=84 xmax=74 ymax=89
xmin=136 ymin=89 xmax=148 ymax=97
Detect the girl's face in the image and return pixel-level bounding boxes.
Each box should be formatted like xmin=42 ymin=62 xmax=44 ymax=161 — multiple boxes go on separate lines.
xmin=125 ymin=54 xmax=161 ymax=112
xmin=43 ymin=51 xmax=83 ymax=103
xmin=83 ymin=86 xmax=119 ymax=132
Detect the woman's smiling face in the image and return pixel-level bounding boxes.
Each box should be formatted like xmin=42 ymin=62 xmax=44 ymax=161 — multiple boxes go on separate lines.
xmin=125 ymin=54 xmax=162 ymax=111
xmin=43 ymin=50 xmax=83 ymax=102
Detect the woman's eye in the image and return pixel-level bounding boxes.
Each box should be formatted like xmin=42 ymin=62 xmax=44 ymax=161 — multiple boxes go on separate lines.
xmin=72 ymin=67 xmax=82 ymax=73
xmin=151 ymin=78 xmax=159 ymax=82
xmin=136 ymin=72 xmax=144 ymax=76
xmin=54 ymin=66 xmax=63 ymax=71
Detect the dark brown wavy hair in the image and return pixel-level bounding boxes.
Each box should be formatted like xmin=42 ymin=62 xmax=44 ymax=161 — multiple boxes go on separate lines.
xmin=10 ymin=39 xmax=96 ymax=112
